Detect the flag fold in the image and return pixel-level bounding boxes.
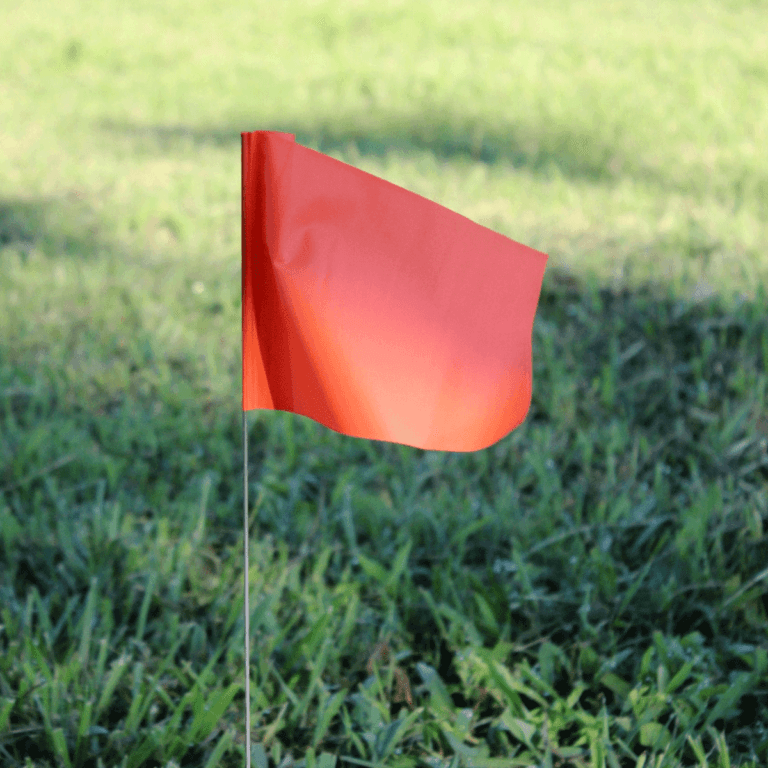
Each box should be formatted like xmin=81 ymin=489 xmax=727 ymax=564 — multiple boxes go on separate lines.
xmin=242 ymin=130 xmax=547 ymax=452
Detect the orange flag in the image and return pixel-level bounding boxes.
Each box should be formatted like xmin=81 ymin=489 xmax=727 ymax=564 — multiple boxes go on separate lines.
xmin=242 ymin=131 xmax=548 ymax=452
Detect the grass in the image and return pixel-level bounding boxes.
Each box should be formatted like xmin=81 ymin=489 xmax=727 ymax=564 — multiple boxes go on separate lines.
xmin=1 ymin=0 xmax=767 ymax=765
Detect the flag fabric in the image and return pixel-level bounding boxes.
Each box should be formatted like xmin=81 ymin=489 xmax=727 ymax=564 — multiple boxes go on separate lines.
xmin=242 ymin=130 xmax=548 ymax=452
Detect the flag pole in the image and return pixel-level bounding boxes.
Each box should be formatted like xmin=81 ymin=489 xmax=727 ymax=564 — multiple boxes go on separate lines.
xmin=243 ymin=410 xmax=251 ymax=768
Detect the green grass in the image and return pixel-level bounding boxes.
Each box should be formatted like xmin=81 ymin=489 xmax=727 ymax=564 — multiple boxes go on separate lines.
xmin=1 ymin=0 xmax=767 ymax=765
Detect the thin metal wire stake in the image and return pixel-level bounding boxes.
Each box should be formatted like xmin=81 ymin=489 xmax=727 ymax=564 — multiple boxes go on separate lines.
xmin=243 ymin=410 xmax=251 ymax=768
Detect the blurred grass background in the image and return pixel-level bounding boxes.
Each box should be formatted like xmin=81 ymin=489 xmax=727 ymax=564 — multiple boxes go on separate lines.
xmin=1 ymin=0 xmax=767 ymax=766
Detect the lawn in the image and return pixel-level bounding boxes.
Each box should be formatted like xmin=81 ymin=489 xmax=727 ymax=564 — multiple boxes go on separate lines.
xmin=1 ymin=0 xmax=767 ymax=766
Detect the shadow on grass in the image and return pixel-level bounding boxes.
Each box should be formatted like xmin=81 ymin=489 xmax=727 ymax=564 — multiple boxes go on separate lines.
xmin=97 ymin=117 xmax=768 ymax=229
xmin=0 ymin=192 xmax=117 ymax=264
xmin=98 ymin=117 xmax=646 ymax=188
